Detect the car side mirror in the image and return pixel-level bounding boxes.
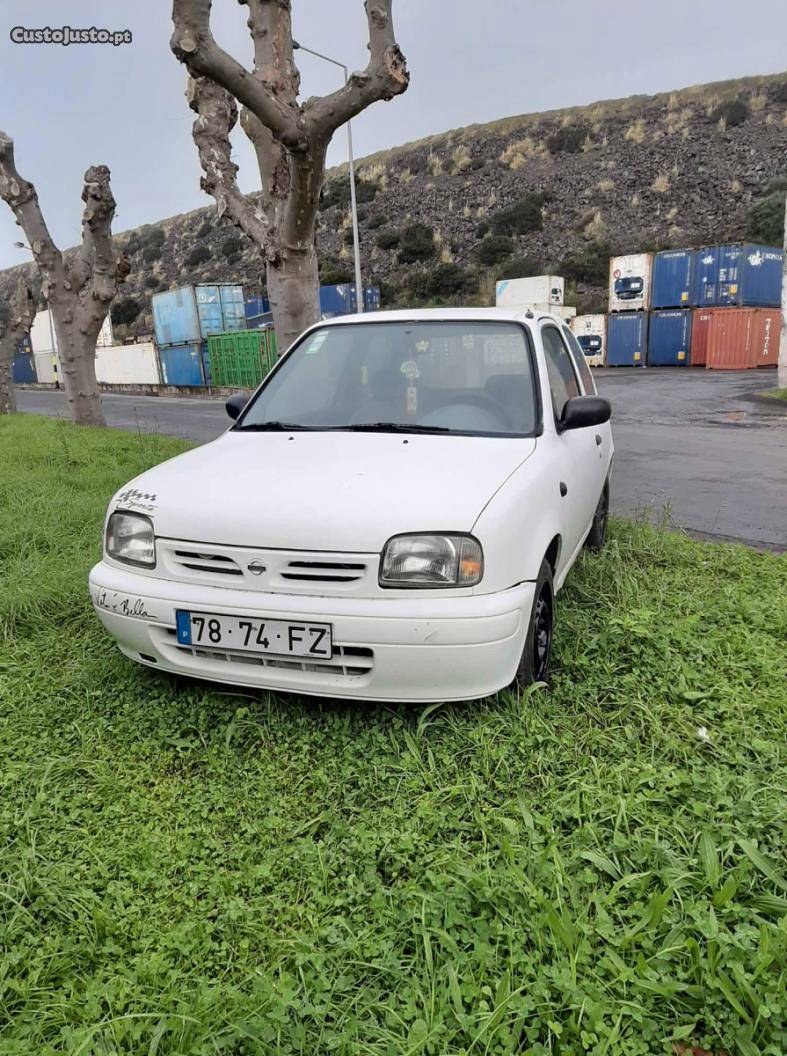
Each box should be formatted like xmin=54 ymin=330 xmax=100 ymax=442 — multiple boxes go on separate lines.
xmin=226 ymin=392 xmax=249 ymax=420
xmin=559 ymin=395 xmax=611 ymax=431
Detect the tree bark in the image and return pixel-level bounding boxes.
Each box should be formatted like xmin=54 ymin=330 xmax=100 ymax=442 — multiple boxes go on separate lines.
xmin=0 ymin=135 xmax=129 ymax=426
xmin=0 ymin=276 xmax=36 ymax=414
xmin=779 ymin=191 xmax=787 ymax=390
xmin=171 ymin=0 xmax=409 ymax=354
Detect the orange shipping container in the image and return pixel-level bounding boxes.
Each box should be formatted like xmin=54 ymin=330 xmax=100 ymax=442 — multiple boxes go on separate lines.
xmin=749 ymin=308 xmax=779 ymax=367
xmin=690 ymin=309 xmax=713 ymax=366
xmin=705 ymin=307 xmax=781 ymax=370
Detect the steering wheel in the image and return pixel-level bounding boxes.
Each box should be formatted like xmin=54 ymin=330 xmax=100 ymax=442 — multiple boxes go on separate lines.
xmin=443 ymin=391 xmax=514 ymax=429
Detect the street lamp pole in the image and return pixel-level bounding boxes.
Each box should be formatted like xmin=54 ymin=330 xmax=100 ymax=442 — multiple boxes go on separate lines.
xmin=293 ymin=41 xmax=364 ymax=313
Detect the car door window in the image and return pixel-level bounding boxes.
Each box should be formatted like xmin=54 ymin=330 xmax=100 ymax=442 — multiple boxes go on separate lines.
xmin=541 ymin=325 xmax=580 ymax=420
xmin=562 ymin=325 xmax=597 ymax=394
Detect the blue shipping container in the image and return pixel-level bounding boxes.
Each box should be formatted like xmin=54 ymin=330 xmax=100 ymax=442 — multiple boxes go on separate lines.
xmin=159 ymin=343 xmax=205 ymax=386
xmin=692 ymin=244 xmax=783 ymax=307
xmin=153 ymin=285 xmax=246 ymax=348
xmin=651 ymin=250 xmax=694 ymax=308
xmin=244 ymin=285 xmax=380 ymax=328
xmin=152 ymin=287 xmax=202 ymax=346
xmin=12 ymin=353 xmax=37 ymax=383
xmin=607 ymin=313 xmax=648 ymax=367
xmin=648 ymin=310 xmax=692 ymax=366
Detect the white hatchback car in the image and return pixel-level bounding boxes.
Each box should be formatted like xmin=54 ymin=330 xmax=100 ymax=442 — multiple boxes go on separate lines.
xmin=90 ymin=308 xmax=612 ymax=702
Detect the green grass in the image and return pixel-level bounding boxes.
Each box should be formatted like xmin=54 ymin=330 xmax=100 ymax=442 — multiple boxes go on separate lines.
xmin=1 ymin=414 xmax=786 ymax=1056
xmin=760 ymin=388 xmax=787 ymax=402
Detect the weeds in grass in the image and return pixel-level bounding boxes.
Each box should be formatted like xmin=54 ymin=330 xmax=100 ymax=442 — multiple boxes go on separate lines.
xmin=0 ymin=415 xmax=785 ymax=1055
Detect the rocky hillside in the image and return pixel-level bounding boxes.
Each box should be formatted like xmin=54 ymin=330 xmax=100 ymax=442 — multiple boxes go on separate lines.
xmin=2 ymin=72 xmax=786 ymax=339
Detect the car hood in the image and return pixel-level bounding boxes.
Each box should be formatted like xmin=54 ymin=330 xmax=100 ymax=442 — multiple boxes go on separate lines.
xmin=111 ymin=431 xmax=536 ymax=552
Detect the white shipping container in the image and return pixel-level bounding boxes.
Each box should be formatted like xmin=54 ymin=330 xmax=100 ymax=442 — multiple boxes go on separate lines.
xmin=570 ymin=314 xmax=607 ymax=367
xmin=94 ymin=342 xmax=161 ymax=385
xmin=96 ymin=314 xmax=114 ymax=348
xmin=30 ymin=309 xmax=58 ymax=356
xmin=496 ymin=275 xmax=565 ymax=307
xmin=608 ymin=253 xmax=652 ymax=313
xmin=33 ymin=352 xmax=58 ymax=384
xmin=527 ymin=303 xmax=577 ymax=321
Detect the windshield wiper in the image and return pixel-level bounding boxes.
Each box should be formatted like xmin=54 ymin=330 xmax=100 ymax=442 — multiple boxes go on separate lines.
xmin=234 ymin=421 xmax=312 ymax=431
xmin=341 ymin=422 xmax=452 ymax=434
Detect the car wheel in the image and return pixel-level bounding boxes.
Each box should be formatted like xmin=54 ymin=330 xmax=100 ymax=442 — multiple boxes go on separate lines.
xmin=514 ymin=559 xmax=554 ymax=688
xmin=584 ymin=480 xmax=609 ymax=551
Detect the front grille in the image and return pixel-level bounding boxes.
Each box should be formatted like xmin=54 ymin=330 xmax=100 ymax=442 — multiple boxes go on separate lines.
xmin=172 ymin=549 xmax=243 ymax=577
xmin=281 ymin=560 xmax=366 ymax=584
xmin=155 ymin=627 xmax=373 ymax=680
xmin=157 ymin=539 xmax=376 ymax=595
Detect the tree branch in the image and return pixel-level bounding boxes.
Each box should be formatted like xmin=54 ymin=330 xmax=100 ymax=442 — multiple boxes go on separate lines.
xmin=244 ymin=0 xmax=300 ymax=108
xmin=0 ymin=130 xmax=63 ymax=292
xmin=171 ymin=0 xmax=307 ymax=151
xmin=304 ymin=0 xmax=409 ymax=137
xmin=0 ymin=275 xmax=37 ymax=414
xmin=10 ymin=275 xmax=37 ymax=336
xmin=74 ymin=165 xmax=129 ymax=303
xmin=188 ymin=76 xmax=272 ymax=251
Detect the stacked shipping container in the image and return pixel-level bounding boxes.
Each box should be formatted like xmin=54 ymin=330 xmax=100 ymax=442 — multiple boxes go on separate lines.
xmin=605 ymin=243 xmax=782 ymax=368
xmin=607 ymin=254 xmax=652 ymax=366
xmin=152 ymin=284 xmax=247 ymax=386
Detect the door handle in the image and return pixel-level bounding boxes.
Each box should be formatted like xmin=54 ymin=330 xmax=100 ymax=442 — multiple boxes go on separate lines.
xmin=559 ymin=481 xmax=568 ymax=497
xmin=595 ymin=434 xmax=602 ymax=446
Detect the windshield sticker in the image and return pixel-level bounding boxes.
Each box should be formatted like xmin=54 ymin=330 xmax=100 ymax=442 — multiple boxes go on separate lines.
xmin=115 ymin=487 xmax=157 ymax=512
xmin=305 ymin=332 xmax=328 ymax=354
xmin=406 ymin=385 xmax=418 ymax=415
xmin=400 ymin=359 xmax=420 ymax=381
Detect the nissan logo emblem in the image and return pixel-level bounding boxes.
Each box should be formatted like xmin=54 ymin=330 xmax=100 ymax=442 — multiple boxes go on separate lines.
xmin=247 ymin=560 xmax=266 ymax=576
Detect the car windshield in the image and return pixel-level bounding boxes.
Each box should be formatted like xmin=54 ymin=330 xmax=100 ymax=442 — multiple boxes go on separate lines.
xmin=237 ymin=321 xmax=539 ymax=437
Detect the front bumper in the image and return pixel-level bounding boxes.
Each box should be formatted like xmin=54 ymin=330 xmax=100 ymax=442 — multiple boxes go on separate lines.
xmin=89 ymin=561 xmax=534 ymax=703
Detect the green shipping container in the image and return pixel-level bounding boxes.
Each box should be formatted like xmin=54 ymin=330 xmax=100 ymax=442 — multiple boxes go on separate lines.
xmin=207 ymin=329 xmax=278 ymax=388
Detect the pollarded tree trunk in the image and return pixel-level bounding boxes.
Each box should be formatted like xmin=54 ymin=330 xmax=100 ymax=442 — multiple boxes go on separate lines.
xmin=266 ymin=244 xmax=320 ymax=351
xmin=0 ymin=136 xmax=129 ymax=426
xmin=0 ymin=276 xmax=36 ymax=415
xmin=171 ymin=0 xmax=409 ymax=353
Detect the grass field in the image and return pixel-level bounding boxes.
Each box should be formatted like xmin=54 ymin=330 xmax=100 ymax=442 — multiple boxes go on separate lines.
xmin=1 ymin=414 xmax=786 ymax=1056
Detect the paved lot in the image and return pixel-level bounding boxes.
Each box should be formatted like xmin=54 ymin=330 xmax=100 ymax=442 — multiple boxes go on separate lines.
xmin=17 ymin=368 xmax=787 ymax=551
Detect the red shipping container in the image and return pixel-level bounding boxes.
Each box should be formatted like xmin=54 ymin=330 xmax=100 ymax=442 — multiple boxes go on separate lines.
xmin=705 ymin=307 xmax=781 ymax=370
xmin=690 ymin=309 xmax=713 ymax=366
xmin=749 ymin=308 xmax=779 ymax=367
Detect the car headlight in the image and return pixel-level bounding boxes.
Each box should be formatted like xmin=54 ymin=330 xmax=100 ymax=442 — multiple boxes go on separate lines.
xmin=105 ymin=511 xmax=156 ymax=568
xmin=379 ymin=534 xmax=483 ymax=588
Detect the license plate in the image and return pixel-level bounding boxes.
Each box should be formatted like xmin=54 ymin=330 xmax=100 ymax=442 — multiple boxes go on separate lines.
xmin=175 ymin=610 xmax=332 ymax=658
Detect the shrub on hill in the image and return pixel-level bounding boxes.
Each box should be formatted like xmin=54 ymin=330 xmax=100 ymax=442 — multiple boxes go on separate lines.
xmin=398 ymin=223 xmax=436 ymax=264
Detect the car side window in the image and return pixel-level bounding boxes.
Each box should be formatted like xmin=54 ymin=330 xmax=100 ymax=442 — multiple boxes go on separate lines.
xmin=562 ymin=325 xmax=597 ymax=394
xmin=541 ymin=325 xmax=581 ymax=421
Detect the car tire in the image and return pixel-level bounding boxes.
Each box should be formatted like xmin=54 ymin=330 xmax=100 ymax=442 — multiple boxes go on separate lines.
xmin=584 ymin=479 xmax=609 ymax=552
xmin=514 ymin=558 xmax=554 ymax=688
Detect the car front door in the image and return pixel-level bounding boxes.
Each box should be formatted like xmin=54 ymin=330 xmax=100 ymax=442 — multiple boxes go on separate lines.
xmin=540 ymin=324 xmax=601 ymax=564
xmin=562 ymin=323 xmax=611 ymax=502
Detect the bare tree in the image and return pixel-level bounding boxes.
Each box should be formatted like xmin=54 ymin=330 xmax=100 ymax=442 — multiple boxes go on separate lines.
xmin=0 ymin=133 xmax=130 ymax=426
xmin=0 ymin=276 xmax=36 ymax=415
xmin=171 ymin=0 xmax=409 ymax=352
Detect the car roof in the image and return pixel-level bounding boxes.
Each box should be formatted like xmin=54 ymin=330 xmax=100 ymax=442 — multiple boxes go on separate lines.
xmin=314 ymin=307 xmax=568 ymax=328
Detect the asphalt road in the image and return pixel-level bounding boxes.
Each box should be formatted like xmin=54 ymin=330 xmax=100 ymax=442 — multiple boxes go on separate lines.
xmin=16 ymin=368 xmax=787 ymax=551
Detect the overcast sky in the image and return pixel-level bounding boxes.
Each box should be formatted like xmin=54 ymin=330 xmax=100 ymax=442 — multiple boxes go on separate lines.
xmin=1 ymin=0 xmax=785 ymax=270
